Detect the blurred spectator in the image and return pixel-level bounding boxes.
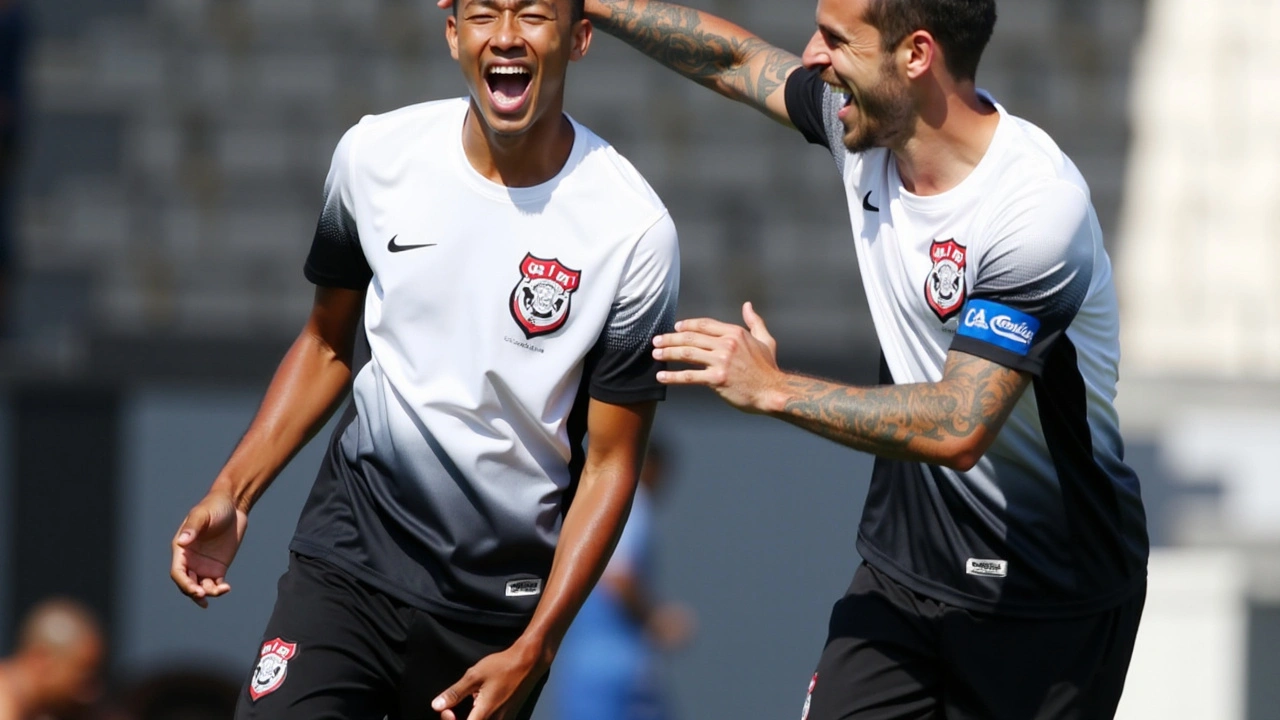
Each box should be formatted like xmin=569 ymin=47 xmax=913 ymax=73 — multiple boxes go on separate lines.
xmin=0 ymin=598 xmax=106 ymax=720
xmin=553 ymin=440 xmax=694 ymax=720
xmin=0 ymin=0 xmax=28 ymax=332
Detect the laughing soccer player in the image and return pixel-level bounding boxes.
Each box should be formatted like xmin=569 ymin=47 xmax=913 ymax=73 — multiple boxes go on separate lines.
xmin=169 ymin=2 xmax=680 ymax=718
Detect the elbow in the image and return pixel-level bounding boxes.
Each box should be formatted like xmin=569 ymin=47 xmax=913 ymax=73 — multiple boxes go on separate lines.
xmin=945 ymin=451 xmax=981 ymax=473
xmin=938 ymin=437 xmax=991 ymax=472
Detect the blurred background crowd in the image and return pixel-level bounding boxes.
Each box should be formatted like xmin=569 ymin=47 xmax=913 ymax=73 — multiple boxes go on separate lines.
xmin=0 ymin=0 xmax=1278 ymax=718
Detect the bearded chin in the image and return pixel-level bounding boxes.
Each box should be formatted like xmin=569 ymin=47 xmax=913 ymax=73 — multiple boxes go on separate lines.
xmin=843 ymin=67 xmax=913 ymax=153
xmin=843 ymin=126 xmax=880 ymax=154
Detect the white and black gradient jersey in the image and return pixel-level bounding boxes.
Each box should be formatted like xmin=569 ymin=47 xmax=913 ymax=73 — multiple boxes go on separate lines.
xmin=291 ymin=99 xmax=680 ymax=626
xmin=785 ymin=69 xmax=1147 ymax=618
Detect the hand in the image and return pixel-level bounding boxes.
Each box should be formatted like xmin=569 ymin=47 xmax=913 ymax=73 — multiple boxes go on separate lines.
xmin=170 ymin=492 xmax=249 ymax=608
xmin=652 ymin=301 xmax=785 ymax=413
xmin=431 ymin=641 xmax=547 ymax=720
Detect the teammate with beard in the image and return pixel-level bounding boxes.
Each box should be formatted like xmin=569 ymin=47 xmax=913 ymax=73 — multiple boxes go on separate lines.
xmin=540 ymin=0 xmax=1148 ymax=718
xmin=169 ymin=1 xmax=680 ymax=719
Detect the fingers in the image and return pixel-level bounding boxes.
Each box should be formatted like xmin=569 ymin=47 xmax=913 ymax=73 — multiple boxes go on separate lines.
xmin=173 ymin=504 xmax=209 ymax=548
xmin=469 ymin=698 xmax=493 ymax=720
xmin=170 ymin=558 xmax=207 ymax=602
xmin=672 ymin=316 xmax=739 ymax=337
xmin=742 ymin=301 xmax=776 ymax=350
xmin=170 ymin=539 xmax=204 ymax=597
xmin=657 ymin=367 xmax=726 ymax=387
xmin=171 ymin=509 xmax=204 ymax=598
xmin=432 ymin=672 xmax=479 ymax=719
xmin=436 ymin=0 xmax=454 ymax=7
xmin=652 ymin=344 xmax=721 ymax=368
xmin=200 ymin=575 xmax=232 ymax=597
xmin=653 ymin=313 xmax=762 ymax=353
xmin=170 ymin=506 xmax=230 ymax=608
xmin=171 ymin=552 xmax=222 ymax=609
xmin=652 ymin=329 xmax=720 ymax=352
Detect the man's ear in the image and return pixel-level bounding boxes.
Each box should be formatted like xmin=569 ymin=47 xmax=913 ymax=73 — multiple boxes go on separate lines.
xmin=901 ymin=29 xmax=936 ymax=81
xmin=570 ymin=18 xmax=593 ymax=61
xmin=446 ymin=14 xmax=460 ymax=61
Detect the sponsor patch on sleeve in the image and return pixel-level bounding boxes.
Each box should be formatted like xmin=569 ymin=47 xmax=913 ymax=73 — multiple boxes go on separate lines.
xmin=956 ymin=300 xmax=1040 ymax=356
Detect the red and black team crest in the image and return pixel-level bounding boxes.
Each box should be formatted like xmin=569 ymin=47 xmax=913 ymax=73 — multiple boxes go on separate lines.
xmin=248 ymin=638 xmax=296 ymax=701
xmin=510 ymin=253 xmax=581 ymax=338
xmin=924 ymin=238 xmax=968 ymax=321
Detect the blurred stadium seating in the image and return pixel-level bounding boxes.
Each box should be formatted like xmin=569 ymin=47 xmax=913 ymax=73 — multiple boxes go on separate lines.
xmin=14 ymin=0 xmax=1143 ymax=367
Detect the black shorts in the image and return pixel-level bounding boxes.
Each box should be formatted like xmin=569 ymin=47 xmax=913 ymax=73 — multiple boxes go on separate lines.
xmin=234 ymin=553 xmax=546 ymax=720
xmin=802 ymin=562 xmax=1145 ymax=720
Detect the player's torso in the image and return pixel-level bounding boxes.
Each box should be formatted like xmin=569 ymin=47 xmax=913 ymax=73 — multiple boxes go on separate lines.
xmin=845 ymin=148 xmax=988 ymax=385
xmin=344 ymin=101 xmax=663 ymax=457
xmin=841 ymin=139 xmax=1146 ymax=614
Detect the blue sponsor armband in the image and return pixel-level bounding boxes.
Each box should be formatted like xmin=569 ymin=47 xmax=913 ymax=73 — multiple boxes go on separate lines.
xmin=956 ymin=300 xmax=1040 ymax=356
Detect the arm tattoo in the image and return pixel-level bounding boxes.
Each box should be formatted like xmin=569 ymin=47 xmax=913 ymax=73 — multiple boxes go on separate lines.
xmin=594 ymin=0 xmax=800 ymax=106
xmin=778 ymin=353 xmax=1029 ymax=464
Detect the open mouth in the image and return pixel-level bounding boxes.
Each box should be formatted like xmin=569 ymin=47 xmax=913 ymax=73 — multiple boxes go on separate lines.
xmin=485 ymin=65 xmax=533 ymax=114
xmin=828 ymin=83 xmax=856 ymax=119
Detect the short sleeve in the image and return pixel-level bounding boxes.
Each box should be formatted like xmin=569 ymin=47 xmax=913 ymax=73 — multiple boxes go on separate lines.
xmin=950 ymin=181 xmax=1096 ymax=375
xmin=587 ymin=212 xmax=680 ymax=404
xmin=303 ymin=124 xmax=373 ymax=290
xmin=785 ymin=67 xmax=853 ymax=173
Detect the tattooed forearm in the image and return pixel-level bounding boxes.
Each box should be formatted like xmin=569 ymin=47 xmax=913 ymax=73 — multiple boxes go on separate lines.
xmin=777 ymin=353 xmax=1029 ymax=468
xmin=593 ymin=0 xmax=800 ymax=107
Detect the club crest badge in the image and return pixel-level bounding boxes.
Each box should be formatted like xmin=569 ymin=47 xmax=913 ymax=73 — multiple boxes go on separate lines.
xmin=925 ymin=239 xmax=968 ymax=321
xmin=510 ymin=253 xmax=581 ymax=338
xmin=249 ymin=638 xmax=296 ymax=701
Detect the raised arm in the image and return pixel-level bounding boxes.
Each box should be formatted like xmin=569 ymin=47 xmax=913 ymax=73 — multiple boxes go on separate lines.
xmin=433 ymin=399 xmax=656 ymax=720
xmin=589 ymin=0 xmax=802 ymax=125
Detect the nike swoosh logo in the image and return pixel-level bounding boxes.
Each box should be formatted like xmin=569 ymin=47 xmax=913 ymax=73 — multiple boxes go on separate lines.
xmin=862 ymin=191 xmax=880 ymax=213
xmin=387 ymin=235 xmax=437 ymax=253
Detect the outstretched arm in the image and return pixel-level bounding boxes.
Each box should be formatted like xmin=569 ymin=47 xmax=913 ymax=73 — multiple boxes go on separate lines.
xmin=653 ymin=302 xmax=1031 ymax=470
xmin=432 ymin=399 xmax=656 ymax=720
xmin=588 ymin=0 xmax=802 ymax=125
xmin=767 ymin=349 xmax=1029 ymax=470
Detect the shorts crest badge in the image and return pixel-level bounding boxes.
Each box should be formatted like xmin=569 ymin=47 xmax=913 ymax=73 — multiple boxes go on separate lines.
xmin=249 ymin=638 xmax=296 ymax=701
xmin=510 ymin=253 xmax=581 ymax=338
xmin=924 ymin=238 xmax=968 ymax=321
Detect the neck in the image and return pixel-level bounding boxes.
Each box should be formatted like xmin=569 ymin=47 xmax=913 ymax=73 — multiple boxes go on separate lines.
xmin=461 ymin=103 xmax=576 ymax=188
xmin=892 ymin=81 xmax=998 ymax=196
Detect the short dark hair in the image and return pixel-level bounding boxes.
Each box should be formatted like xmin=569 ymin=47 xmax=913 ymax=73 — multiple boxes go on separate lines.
xmin=862 ymin=0 xmax=997 ymax=82
xmin=453 ymin=0 xmax=585 ymax=24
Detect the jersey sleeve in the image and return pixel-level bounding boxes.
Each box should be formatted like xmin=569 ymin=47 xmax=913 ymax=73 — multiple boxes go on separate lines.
xmin=303 ymin=124 xmax=373 ymax=290
xmin=785 ymin=67 xmax=848 ymax=151
xmin=950 ymin=181 xmax=1096 ymax=375
xmin=587 ymin=212 xmax=680 ymax=405
xmin=785 ymin=67 xmax=856 ymax=177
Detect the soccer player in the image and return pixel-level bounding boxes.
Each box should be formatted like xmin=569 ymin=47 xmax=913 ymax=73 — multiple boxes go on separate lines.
xmin=0 ymin=598 xmax=105 ymax=720
xmin=575 ymin=0 xmax=1148 ymax=717
xmin=168 ymin=0 xmax=680 ymax=718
